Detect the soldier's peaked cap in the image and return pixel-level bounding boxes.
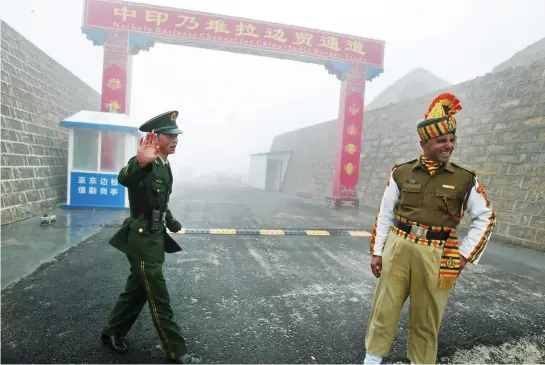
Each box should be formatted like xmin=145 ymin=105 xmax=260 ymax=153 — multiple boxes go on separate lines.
xmin=139 ymin=110 xmax=183 ymax=134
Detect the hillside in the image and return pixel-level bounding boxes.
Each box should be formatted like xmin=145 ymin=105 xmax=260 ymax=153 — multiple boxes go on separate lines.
xmin=366 ymin=67 xmax=451 ymax=110
xmin=492 ymin=37 xmax=545 ymax=72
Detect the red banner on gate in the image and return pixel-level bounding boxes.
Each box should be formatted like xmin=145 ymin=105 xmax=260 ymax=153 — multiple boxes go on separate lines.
xmin=338 ymin=92 xmax=364 ymax=193
xmin=83 ymin=0 xmax=385 ymax=67
xmin=101 ymin=61 xmax=128 ymax=113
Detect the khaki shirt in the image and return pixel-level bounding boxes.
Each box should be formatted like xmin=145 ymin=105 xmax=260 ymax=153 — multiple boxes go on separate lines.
xmin=393 ymin=159 xmax=474 ymax=228
xmin=370 ymin=157 xmax=496 ymax=264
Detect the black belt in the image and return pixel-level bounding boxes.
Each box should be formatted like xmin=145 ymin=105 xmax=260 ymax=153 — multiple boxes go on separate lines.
xmin=394 ymin=220 xmax=450 ymax=241
xmin=131 ymin=212 xmax=165 ymax=221
xmin=132 ymin=212 xmax=150 ymax=220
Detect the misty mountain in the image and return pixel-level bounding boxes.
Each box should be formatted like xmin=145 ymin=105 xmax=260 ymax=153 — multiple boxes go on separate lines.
xmin=492 ymin=37 xmax=545 ymax=72
xmin=366 ymin=67 xmax=451 ymax=111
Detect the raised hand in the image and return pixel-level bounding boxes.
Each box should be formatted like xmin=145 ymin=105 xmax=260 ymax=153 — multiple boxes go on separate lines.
xmin=137 ymin=131 xmax=160 ymax=167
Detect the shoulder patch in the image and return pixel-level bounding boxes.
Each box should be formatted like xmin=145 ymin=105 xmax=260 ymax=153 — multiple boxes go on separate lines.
xmin=391 ymin=159 xmax=417 ymax=176
xmin=396 ymin=159 xmax=417 ymax=167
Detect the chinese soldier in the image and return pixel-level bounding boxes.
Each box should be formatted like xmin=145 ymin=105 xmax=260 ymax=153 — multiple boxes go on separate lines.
xmin=363 ymin=93 xmax=496 ymax=364
xmin=101 ymin=111 xmax=201 ymax=364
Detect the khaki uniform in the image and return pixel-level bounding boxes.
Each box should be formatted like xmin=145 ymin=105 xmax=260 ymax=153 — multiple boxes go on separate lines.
xmin=392 ymin=160 xmax=474 ymax=230
xmin=364 ymin=93 xmax=496 ymax=364
xmin=366 ymin=159 xmax=480 ymax=363
xmin=366 ymin=231 xmax=451 ymax=363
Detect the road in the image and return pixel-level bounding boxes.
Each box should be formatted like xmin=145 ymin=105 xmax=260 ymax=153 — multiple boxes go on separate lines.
xmin=2 ymin=181 xmax=545 ymax=364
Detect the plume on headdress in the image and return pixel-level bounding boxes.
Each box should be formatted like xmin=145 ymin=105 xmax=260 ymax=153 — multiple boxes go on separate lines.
xmin=424 ymin=93 xmax=462 ymax=120
xmin=417 ymin=93 xmax=462 ymax=141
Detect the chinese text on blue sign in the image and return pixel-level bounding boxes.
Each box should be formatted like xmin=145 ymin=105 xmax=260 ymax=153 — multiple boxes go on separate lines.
xmin=70 ymin=171 xmax=126 ymax=208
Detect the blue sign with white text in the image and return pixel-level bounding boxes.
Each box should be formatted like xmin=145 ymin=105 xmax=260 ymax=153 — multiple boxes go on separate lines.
xmin=70 ymin=171 xmax=125 ymax=208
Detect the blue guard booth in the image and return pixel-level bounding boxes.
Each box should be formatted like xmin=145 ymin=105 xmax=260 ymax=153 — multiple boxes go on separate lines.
xmin=59 ymin=110 xmax=141 ymax=210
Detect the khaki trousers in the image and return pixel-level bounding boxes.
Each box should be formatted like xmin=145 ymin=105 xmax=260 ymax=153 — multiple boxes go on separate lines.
xmin=365 ymin=231 xmax=452 ymax=364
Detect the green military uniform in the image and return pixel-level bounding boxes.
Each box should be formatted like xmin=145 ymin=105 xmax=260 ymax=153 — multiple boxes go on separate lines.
xmin=101 ymin=111 xmax=200 ymax=364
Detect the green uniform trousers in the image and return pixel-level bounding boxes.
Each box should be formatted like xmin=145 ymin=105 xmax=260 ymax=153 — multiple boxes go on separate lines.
xmin=365 ymin=231 xmax=452 ymax=364
xmin=103 ymin=255 xmax=187 ymax=360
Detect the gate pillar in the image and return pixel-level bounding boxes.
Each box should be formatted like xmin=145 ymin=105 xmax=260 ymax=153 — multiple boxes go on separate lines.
xmin=326 ymin=64 xmax=367 ymax=208
xmin=100 ymin=31 xmax=132 ymax=114
xmin=90 ymin=29 xmax=154 ymax=114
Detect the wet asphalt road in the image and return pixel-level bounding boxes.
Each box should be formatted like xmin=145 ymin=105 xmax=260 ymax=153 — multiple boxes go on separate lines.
xmin=2 ymin=181 xmax=545 ymax=364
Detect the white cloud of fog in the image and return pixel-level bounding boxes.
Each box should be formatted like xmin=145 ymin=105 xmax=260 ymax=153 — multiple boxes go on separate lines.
xmin=2 ymin=0 xmax=544 ymax=177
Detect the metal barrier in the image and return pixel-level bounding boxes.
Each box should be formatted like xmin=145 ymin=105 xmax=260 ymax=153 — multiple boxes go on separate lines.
xmin=39 ymin=222 xmax=372 ymax=238
xmin=169 ymin=228 xmax=372 ymax=236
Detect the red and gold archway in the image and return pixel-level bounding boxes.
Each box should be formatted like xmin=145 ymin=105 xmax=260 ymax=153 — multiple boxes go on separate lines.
xmin=82 ymin=0 xmax=385 ymax=208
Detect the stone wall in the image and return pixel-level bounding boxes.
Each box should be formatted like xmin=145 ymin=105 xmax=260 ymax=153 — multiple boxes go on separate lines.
xmin=1 ymin=21 xmax=101 ymax=225
xmin=273 ymin=121 xmax=337 ymax=199
xmin=271 ymin=58 xmax=545 ymax=251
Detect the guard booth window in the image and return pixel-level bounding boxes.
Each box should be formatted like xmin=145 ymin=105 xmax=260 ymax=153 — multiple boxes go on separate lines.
xmin=100 ymin=130 xmax=126 ymax=172
xmin=72 ymin=128 xmax=99 ymax=171
xmin=71 ymin=128 xmax=126 ymax=172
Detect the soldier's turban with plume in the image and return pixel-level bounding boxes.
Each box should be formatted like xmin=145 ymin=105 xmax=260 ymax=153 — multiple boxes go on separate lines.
xmin=417 ymin=93 xmax=462 ymax=141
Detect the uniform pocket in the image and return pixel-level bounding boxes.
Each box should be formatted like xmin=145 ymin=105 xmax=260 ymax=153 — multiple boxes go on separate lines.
xmin=382 ymin=233 xmax=410 ymax=280
xmin=150 ymin=180 xmax=166 ymax=195
xmin=149 ymin=180 xmax=168 ymax=208
xmin=436 ymin=187 xmax=462 ymax=217
xmin=436 ymin=187 xmax=457 ymax=199
xmin=400 ymin=184 xmax=422 ymax=207
xmin=128 ymin=218 xmax=152 ymax=237
xmin=127 ymin=218 xmax=163 ymax=248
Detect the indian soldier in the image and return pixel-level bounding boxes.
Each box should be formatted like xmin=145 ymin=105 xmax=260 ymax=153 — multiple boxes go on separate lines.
xmin=101 ymin=111 xmax=201 ymax=364
xmin=363 ymin=93 xmax=496 ymax=364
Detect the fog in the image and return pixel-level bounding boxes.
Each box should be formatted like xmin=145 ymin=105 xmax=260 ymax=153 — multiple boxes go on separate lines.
xmin=2 ymin=0 xmax=544 ymax=180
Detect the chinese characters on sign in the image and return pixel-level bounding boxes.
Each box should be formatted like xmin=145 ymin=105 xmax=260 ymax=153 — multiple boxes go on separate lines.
xmin=84 ymin=0 xmax=384 ymax=65
xmin=70 ymin=171 xmax=125 ymax=208
xmin=77 ymin=175 xmax=120 ymax=196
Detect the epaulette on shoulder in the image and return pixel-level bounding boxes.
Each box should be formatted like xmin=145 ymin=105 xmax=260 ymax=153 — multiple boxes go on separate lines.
xmin=393 ymin=159 xmax=417 ymax=170
xmin=450 ymin=161 xmax=476 ymax=175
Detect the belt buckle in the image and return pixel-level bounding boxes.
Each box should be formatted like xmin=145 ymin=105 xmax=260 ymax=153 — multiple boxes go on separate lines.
xmin=410 ymin=225 xmax=427 ymax=238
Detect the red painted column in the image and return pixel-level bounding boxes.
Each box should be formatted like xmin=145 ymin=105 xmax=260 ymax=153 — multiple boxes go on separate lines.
xmin=101 ymin=31 xmax=132 ymax=114
xmin=327 ymin=64 xmax=367 ymax=208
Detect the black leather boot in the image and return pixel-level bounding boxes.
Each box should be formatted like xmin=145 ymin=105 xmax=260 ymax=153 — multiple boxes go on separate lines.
xmin=101 ymin=333 xmax=128 ymax=353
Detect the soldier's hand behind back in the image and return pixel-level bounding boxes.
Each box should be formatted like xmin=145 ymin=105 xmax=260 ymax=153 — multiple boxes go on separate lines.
xmin=137 ymin=131 xmax=160 ymax=167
